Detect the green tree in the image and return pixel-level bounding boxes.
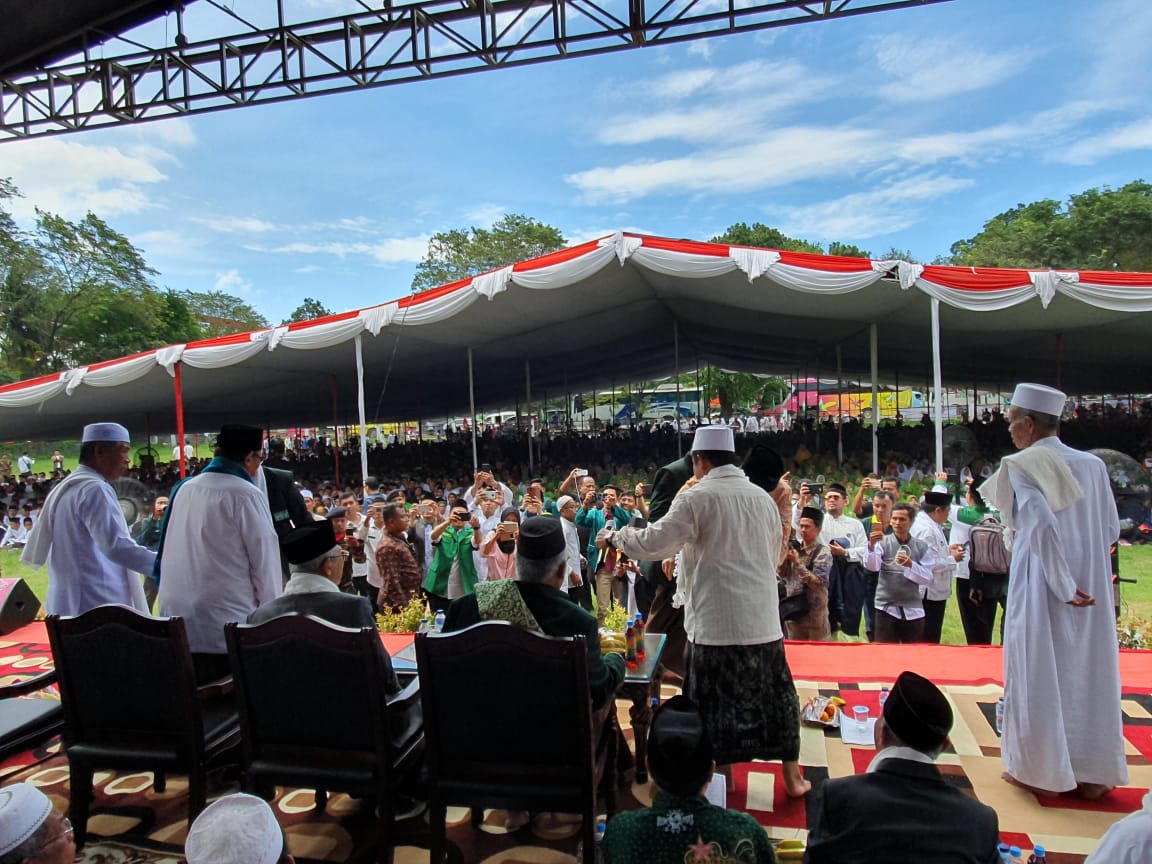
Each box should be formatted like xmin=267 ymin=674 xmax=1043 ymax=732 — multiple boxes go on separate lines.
xmin=878 ymin=247 xmax=919 ymax=262
xmin=283 ymin=297 xmax=332 ymax=324
xmin=179 ymin=289 xmax=269 ymax=338
xmin=947 ymin=181 xmax=1152 ymax=270
xmin=710 ymin=222 xmax=824 ymax=255
xmin=411 ymin=214 xmax=566 ymax=292
xmin=698 ymin=367 xmax=788 ymax=419
xmin=826 ymin=241 xmax=872 ymax=259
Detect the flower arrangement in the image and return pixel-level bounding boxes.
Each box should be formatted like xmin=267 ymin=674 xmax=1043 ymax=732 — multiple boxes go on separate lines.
xmin=1117 ymin=613 xmax=1152 ymax=650
xmin=602 ymin=599 xmax=630 ymax=634
xmin=376 ymin=595 xmax=430 ymax=633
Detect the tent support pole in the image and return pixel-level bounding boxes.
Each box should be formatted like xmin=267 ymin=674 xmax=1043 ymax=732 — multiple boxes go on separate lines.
xmin=174 ymin=362 xmax=187 ymax=479
xmin=931 ymin=298 xmax=944 ymax=473
xmin=355 ymin=335 xmax=368 ymax=490
xmin=526 ymin=360 xmax=533 ymax=476
xmin=674 ymin=320 xmax=681 ymax=458
xmin=331 ymin=375 xmax=341 ymax=488
xmin=1056 ymin=333 xmax=1063 ymax=390
xmin=836 ymin=344 xmax=843 ymax=467
xmin=468 ymin=348 xmax=478 ymax=475
xmin=695 ymin=355 xmax=702 ymax=422
xmin=870 ymin=324 xmax=879 ymax=474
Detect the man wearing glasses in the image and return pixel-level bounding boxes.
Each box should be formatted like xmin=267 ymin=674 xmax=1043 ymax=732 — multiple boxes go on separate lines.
xmin=156 ymin=424 xmax=282 ymax=683
xmin=0 ymin=782 xmax=75 ymax=864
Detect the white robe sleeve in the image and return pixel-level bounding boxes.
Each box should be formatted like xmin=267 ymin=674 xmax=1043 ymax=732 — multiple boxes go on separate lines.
xmin=85 ymin=485 xmax=157 ymax=576
xmin=614 ymin=491 xmax=697 ymax=562
xmin=1009 ymin=465 xmax=1078 ymax=603
xmin=240 ymin=495 xmax=284 ymax=605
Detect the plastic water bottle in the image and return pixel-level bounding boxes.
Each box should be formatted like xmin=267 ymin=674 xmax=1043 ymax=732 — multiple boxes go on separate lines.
xmin=418 ymin=617 xmax=430 ymax=634
xmin=995 ymin=697 xmax=1005 ymax=736
xmin=433 ymin=610 xmax=446 ymax=632
xmin=1027 ymin=846 xmax=1047 ymax=864
xmin=997 ymin=842 xmax=1011 ymax=861
xmin=878 ymin=687 xmax=889 ymax=709
xmin=1009 ymin=846 xmax=1022 ymax=863
xmin=574 ymin=820 xmax=607 ymax=862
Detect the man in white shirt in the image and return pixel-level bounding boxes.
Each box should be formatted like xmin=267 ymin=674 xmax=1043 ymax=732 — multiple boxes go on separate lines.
xmin=864 ymin=504 xmax=935 ymax=643
xmin=156 ymin=424 xmax=282 ymax=682
xmin=603 ymin=426 xmax=808 ymax=797
xmin=910 ymin=491 xmax=964 ymax=644
xmin=984 ymin=382 xmax=1125 ymax=800
xmin=556 ymin=495 xmax=583 ymax=593
xmin=802 ymin=482 xmax=870 ymax=637
xmin=21 ymin=422 xmax=155 ymax=615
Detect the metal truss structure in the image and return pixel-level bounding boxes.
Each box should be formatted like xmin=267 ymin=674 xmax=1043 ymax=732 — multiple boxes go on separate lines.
xmin=0 ymin=0 xmax=950 ymax=142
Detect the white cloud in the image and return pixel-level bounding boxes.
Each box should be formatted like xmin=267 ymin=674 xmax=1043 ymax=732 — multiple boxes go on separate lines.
xmin=2 ymin=138 xmax=169 ymax=219
xmin=247 ymin=235 xmax=428 ymax=264
xmin=371 ymin=237 xmax=430 ymax=264
xmin=1078 ymin=0 xmax=1152 ymax=102
xmin=1058 ymin=117 xmax=1152 ymax=165
xmin=569 ymin=126 xmax=890 ymax=203
xmin=686 ymin=41 xmax=714 ymax=61
xmin=295 ymin=264 xmax=322 ymax=273
xmin=872 ymin=38 xmax=1029 ymax=103
xmin=192 ymin=215 xmax=280 ymax=233
xmin=214 ymin=269 xmax=253 ymax=296
xmin=777 ymin=174 xmax=974 ymax=240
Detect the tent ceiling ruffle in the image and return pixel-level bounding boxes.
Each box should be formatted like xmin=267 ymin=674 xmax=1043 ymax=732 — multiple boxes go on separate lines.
xmin=2 ymin=232 xmax=1151 ymax=440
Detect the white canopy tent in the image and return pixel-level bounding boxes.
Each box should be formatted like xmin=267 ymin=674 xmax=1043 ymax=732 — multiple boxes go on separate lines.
xmin=3 ymin=231 xmax=1152 ymax=481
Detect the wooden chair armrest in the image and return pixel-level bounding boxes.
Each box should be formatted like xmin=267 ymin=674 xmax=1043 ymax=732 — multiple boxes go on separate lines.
xmin=197 ymin=675 xmax=234 ymax=700
xmin=0 ymin=669 xmax=57 ymax=698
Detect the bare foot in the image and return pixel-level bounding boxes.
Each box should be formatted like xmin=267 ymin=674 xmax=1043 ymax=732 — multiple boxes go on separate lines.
xmin=1001 ymin=771 xmax=1061 ymax=798
xmin=1077 ymin=783 xmax=1114 ymax=800
xmin=785 ymin=778 xmax=812 ymax=798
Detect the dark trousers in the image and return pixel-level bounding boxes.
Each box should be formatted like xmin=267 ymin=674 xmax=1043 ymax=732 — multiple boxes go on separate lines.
xmin=957 ymin=577 xmax=1008 ymax=644
xmin=922 ymin=598 xmax=947 ymax=644
xmin=352 ymin=575 xmax=379 ymax=614
xmin=647 ymin=580 xmax=687 ymax=681
xmin=568 ymin=583 xmax=594 ymax=612
xmin=863 ymin=571 xmax=878 ymax=641
xmin=831 ymin=560 xmax=867 ymax=637
xmin=873 ymin=609 xmax=925 ymax=644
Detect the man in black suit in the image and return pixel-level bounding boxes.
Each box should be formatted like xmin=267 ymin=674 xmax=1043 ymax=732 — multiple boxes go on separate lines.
xmin=260 ymin=464 xmax=312 ymax=580
xmin=636 ymin=453 xmax=693 ymax=679
xmin=804 ymin=671 xmax=1000 ymax=864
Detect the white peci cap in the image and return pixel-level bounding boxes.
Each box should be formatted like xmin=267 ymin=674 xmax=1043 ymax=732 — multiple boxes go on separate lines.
xmin=185 ymin=793 xmax=283 ymax=864
xmin=1010 ymin=383 xmax=1066 ymax=417
xmin=691 ymin=425 xmax=735 ymax=453
xmin=81 ymin=422 xmax=130 ymax=444
xmin=0 ymin=783 xmax=53 ymax=855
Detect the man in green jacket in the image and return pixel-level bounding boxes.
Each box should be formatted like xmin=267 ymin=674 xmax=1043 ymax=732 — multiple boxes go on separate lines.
xmin=423 ymin=503 xmax=481 ymax=613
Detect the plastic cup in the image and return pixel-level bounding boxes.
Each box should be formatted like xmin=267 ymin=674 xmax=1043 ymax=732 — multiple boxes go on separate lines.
xmin=852 ymin=705 xmax=869 ymax=729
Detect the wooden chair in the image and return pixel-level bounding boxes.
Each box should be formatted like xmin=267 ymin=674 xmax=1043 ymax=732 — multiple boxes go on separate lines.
xmin=0 ymin=669 xmax=64 ymax=764
xmin=225 ymin=615 xmax=424 ymax=864
xmin=45 ymin=605 xmax=240 ymax=848
xmin=415 ymin=621 xmax=614 ymax=864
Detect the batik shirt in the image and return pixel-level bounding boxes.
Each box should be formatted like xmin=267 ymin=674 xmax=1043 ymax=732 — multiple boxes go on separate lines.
xmin=601 ymin=791 xmax=775 ymax=864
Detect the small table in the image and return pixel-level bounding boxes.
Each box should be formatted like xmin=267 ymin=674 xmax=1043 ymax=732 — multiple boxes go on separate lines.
xmin=621 ymin=632 xmax=666 ymax=785
xmin=382 ymin=630 xmax=667 ymax=784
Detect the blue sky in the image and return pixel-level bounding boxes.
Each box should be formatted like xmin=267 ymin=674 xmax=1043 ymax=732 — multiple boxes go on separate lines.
xmin=3 ymin=0 xmax=1151 ymax=325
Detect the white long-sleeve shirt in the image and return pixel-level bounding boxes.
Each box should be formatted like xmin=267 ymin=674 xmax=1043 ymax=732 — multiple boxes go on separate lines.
xmin=157 ymin=471 xmax=282 ymax=653
xmin=560 ymin=516 xmax=581 ymax=593
xmin=34 ymin=465 xmax=155 ymax=615
xmin=612 ymin=464 xmax=783 ymax=646
xmin=910 ymin=511 xmax=955 ymax=601
xmin=819 ymin=511 xmax=869 ymax=563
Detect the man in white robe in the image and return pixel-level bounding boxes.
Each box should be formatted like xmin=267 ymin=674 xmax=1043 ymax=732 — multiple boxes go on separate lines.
xmin=22 ymin=422 xmax=155 ymax=615
xmin=156 ymin=424 xmax=282 ymax=681
xmin=984 ymin=382 xmax=1125 ymax=799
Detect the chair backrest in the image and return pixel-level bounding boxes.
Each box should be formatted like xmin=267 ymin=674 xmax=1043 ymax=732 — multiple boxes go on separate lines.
xmin=45 ymin=605 xmax=204 ymax=753
xmin=225 ymin=615 xmax=392 ymax=767
xmin=415 ymin=621 xmax=594 ymax=794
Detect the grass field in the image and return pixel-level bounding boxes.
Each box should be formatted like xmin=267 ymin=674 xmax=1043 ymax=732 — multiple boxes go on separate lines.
xmin=3 ymin=545 xmax=1150 ymax=645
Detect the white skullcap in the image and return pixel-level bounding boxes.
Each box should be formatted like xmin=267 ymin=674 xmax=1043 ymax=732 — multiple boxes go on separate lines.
xmin=1010 ymin=383 xmax=1066 ymax=417
xmin=81 ymin=422 xmax=130 ymax=444
xmin=185 ymin=793 xmax=283 ymax=864
xmin=0 ymin=783 xmax=53 ymax=855
xmin=299 ymin=489 xmax=314 ymax=500
xmin=556 ymin=495 xmax=575 ymax=510
xmin=691 ymin=425 xmax=735 ymax=453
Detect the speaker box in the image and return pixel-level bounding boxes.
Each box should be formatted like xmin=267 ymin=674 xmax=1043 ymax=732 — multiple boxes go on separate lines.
xmin=0 ymin=578 xmax=40 ymax=636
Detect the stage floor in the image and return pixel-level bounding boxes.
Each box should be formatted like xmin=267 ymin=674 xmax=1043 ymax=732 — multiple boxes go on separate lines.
xmin=3 ymin=622 xmax=1149 ymax=863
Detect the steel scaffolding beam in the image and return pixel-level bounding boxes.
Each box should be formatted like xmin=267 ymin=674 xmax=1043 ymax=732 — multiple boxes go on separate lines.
xmin=0 ymin=0 xmax=950 ymax=142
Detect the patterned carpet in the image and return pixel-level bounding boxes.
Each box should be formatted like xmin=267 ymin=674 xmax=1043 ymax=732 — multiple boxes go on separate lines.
xmin=3 ymin=625 xmax=1151 ymax=862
